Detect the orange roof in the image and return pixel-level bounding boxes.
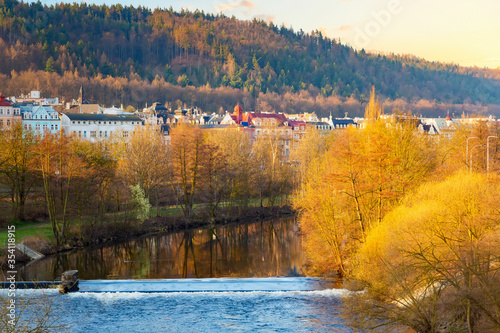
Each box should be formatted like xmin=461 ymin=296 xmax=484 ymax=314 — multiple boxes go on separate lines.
xmin=234 ymin=105 xmax=243 ymax=114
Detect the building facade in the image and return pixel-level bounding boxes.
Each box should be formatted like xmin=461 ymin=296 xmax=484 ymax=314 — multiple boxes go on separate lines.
xmin=0 ymin=94 xmax=22 ymax=129
xmin=61 ymin=113 xmax=143 ymax=141
xmin=22 ymin=105 xmax=61 ymax=135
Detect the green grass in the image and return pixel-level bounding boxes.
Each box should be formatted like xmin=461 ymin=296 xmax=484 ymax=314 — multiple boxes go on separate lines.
xmin=0 ymin=224 xmax=54 ymax=246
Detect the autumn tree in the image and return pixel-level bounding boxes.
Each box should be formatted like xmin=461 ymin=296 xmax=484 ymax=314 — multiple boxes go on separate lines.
xmin=167 ymin=123 xmax=206 ymax=218
xmin=69 ymin=138 xmax=118 ymax=238
xmin=295 ymin=90 xmax=437 ymax=276
xmin=116 ymin=124 xmax=168 ymax=215
xmin=34 ymin=133 xmax=83 ymax=246
xmin=289 ymin=126 xmax=333 ymax=186
xmin=253 ymin=126 xmax=294 ymax=208
xmin=205 ymin=127 xmax=254 ymax=210
xmin=0 ymin=122 xmax=39 ymax=221
xmin=201 ymin=139 xmax=230 ymax=217
xmin=350 ymin=172 xmax=500 ymax=332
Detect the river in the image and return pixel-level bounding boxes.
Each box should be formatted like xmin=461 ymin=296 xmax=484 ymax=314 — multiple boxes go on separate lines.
xmin=4 ymin=217 xmax=354 ymax=332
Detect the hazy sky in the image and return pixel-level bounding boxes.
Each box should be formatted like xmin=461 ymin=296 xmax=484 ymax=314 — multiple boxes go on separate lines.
xmin=40 ymin=0 xmax=500 ymax=68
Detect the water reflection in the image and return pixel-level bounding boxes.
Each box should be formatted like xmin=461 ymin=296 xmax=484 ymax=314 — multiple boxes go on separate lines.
xmin=12 ymin=217 xmax=306 ymax=281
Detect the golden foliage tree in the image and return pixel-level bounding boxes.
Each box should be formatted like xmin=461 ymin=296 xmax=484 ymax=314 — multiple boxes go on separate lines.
xmin=116 ymin=124 xmax=168 ymax=214
xmin=168 ymin=123 xmax=206 ymax=218
xmin=34 ymin=133 xmax=84 ymax=246
xmin=0 ymin=122 xmax=39 ymax=221
xmin=350 ymin=172 xmax=500 ymax=332
xmin=295 ymin=90 xmax=436 ymax=276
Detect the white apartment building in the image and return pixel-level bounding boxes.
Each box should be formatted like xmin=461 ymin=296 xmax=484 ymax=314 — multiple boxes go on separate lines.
xmin=61 ymin=113 xmax=143 ymax=141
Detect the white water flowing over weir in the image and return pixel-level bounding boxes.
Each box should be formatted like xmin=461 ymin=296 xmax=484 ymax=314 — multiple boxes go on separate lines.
xmin=77 ymin=277 xmax=337 ymax=293
xmin=61 ymin=277 xmax=350 ymax=332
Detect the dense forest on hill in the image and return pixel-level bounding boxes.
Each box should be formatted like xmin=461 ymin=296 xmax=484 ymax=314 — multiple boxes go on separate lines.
xmin=1 ymin=0 xmax=500 ymax=116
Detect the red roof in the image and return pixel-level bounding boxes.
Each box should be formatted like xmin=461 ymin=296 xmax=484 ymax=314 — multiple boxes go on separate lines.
xmin=0 ymin=94 xmax=11 ymax=107
xmin=287 ymin=120 xmax=306 ymax=126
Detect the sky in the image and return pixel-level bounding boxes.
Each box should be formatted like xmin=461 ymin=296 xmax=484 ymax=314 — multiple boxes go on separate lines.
xmin=40 ymin=0 xmax=500 ymax=69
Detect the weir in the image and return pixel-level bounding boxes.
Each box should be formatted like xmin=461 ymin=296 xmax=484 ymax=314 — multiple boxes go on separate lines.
xmin=0 ymin=270 xmax=79 ymax=293
xmin=76 ymin=277 xmax=335 ymax=293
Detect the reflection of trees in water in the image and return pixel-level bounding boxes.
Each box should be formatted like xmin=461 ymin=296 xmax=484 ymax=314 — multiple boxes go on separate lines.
xmin=17 ymin=217 xmax=305 ymax=280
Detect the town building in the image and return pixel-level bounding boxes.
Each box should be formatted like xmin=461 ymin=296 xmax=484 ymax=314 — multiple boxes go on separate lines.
xmin=10 ymin=91 xmax=60 ymax=106
xmin=222 ymin=105 xmax=306 ymax=157
xmin=22 ymin=105 xmax=61 ymax=135
xmin=0 ymin=94 xmax=22 ymax=129
xmin=61 ymin=113 xmax=143 ymax=141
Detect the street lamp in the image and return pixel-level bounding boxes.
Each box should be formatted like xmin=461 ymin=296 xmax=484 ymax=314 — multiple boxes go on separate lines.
xmin=470 ymin=144 xmax=484 ymax=174
xmin=466 ymin=137 xmax=479 ymax=171
xmin=487 ymin=136 xmax=498 ymax=177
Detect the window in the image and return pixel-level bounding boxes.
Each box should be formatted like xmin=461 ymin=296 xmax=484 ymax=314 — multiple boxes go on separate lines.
xmin=6 ymin=109 xmax=10 ymax=115
xmin=99 ymin=131 xmax=102 ymax=137
xmin=35 ymin=124 xmax=40 ymax=131
xmin=29 ymin=124 xmax=32 ymax=130
xmin=90 ymin=131 xmax=96 ymax=138
xmin=78 ymin=131 xmax=81 ymax=137
xmin=0 ymin=120 xmax=3 ymax=127
xmin=55 ymin=124 xmax=58 ymax=130
xmin=51 ymin=124 xmax=54 ymax=130
xmin=123 ymin=131 xmax=129 ymax=137
xmin=24 ymin=124 xmax=28 ymax=130
xmin=84 ymin=131 xmax=87 ymax=137
xmin=104 ymin=131 xmax=108 ymax=137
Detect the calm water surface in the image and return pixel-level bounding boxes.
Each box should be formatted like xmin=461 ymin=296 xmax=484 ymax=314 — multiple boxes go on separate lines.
xmin=14 ymin=217 xmax=309 ymax=281
xmin=6 ymin=218 xmax=353 ymax=332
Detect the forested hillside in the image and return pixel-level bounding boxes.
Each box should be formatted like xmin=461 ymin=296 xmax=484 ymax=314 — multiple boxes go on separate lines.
xmin=1 ymin=0 xmax=500 ymax=116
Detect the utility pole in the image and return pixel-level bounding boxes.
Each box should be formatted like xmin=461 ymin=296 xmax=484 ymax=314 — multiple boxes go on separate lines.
xmin=466 ymin=137 xmax=478 ymax=171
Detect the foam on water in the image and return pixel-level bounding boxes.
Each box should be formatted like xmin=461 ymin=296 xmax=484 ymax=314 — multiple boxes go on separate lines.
xmin=69 ymin=288 xmax=348 ymax=302
xmin=76 ymin=277 xmax=337 ymax=293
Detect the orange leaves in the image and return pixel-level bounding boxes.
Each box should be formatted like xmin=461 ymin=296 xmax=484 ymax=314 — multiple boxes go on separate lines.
xmin=295 ymin=91 xmax=437 ymax=276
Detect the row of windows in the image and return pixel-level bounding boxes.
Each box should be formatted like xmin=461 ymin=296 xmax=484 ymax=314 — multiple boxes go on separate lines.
xmin=71 ymin=120 xmax=138 ymax=125
xmin=24 ymin=114 xmax=58 ymax=120
xmin=0 ymin=119 xmax=11 ymax=127
xmin=315 ymin=125 xmax=332 ymax=130
xmin=22 ymin=124 xmax=59 ymax=131
xmin=0 ymin=108 xmax=20 ymax=115
xmin=72 ymin=130 xmax=129 ymax=138
xmin=255 ymin=129 xmax=292 ymax=136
